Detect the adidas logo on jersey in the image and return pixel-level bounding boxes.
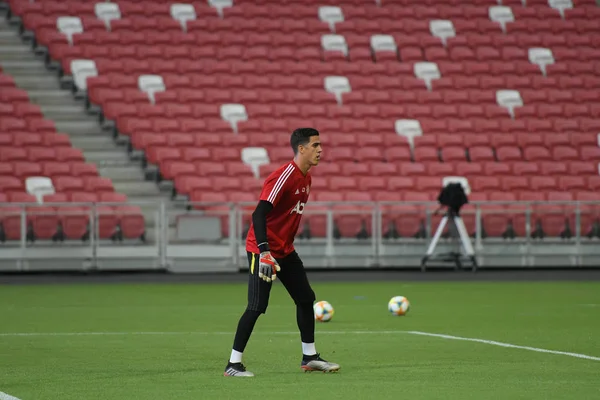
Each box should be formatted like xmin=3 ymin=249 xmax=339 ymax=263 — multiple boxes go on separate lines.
xmin=290 ymin=201 xmax=305 ymax=215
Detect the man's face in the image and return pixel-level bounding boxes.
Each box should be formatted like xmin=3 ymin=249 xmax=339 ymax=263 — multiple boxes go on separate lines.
xmin=300 ymin=135 xmax=322 ymax=166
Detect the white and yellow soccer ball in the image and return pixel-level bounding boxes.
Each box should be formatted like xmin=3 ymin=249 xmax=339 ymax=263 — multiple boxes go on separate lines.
xmin=313 ymin=300 xmax=334 ymax=322
xmin=388 ymin=296 xmax=410 ymax=316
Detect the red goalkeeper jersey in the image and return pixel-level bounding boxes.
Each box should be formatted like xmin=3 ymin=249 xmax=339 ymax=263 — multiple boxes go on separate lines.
xmin=246 ymin=161 xmax=312 ymax=258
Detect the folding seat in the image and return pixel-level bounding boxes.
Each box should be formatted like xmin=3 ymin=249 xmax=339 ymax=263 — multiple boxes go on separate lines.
xmin=0 ymin=103 xmax=13 ymax=119
xmin=508 ymin=161 xmax=539 ymax=177
xmin=581 ymin=118 xmax=600 ymax=134
xmin=579 ymin=147 xmax=600 ymax=161
xmin=576 ymin=191 xmax=600 ymax=236
xmin=441 ymin=146 xmax=467 ymax=162
xmin=530 ymin=176 xmax=557 ymax=192
xmin=166 ymin=133 xmax=195 ymax=149
xmin=14 ymin=103 xmax=43 ymax=119
xmin=26 ymin=202 xmax=61 ymax=240
xmin=53 ymin=176 xmax=84 ymax=194
xmin=40 ymin=162 xmax=70 ymax=179
xmin=523 ymin=146 xmax=552 ymax=161
xmin=488 ymin=134 xmax=516 ymax=148
xmin=413 ymin=146 xmax=439 ymax=163
xmin=415 ymin=176 xmax=443 ymax=193
xmin=76 ymin=194 xmax=121 ymax=240
xmin=569 ymin=162 xmax=596 ymax=176
xmin=327 ymin=176 xmax=356 ymax=192
xmin=210 ymin=177 xmax=242 ymax=194
xmin=195 ymin=163 xmax=226 ymax=178
xmin=56 ymin=148 xmax=85 ymax=163
xmin=482 ymin=162 xmax=510 ymax=176
xmin=13 ymin=162 xmax=42 ymax=180
xmin=468 ymin=146 xmax=495 ymax=162
xmin=471 ymin=176 xmax=501 ymax=192
xmin=516 ymin=133 xmax=544 ymax=149
xmin=338 ymin=162 xmax=370 ymax=177
xmin=0 ymin=193 xmax=35 ymax=240
xmin=526 ymin=119 xmax=553 ymax=132
xmin=0 ymin=74 xmax=15 ymax=89
xmin=425 ymin=162 xmax=453 ymax=177
xmin=0 ymin=147 xmax=27 ymax=162
xmin=0 ymin=176 xmax=23 ymax=194
xmin=0 ymin=134 xmax=12 ymax=149
xmin=414 ymin=135 xmax=437 ymax=148
xmin=222 ymin=134 xmax=250 ymax=149
xmin=399 ymin=162 xmax=427 ymax=176
xmin=145 ymin=147 xmax=181 ymax=167
xmin=435 ymin=133 xmax=465 ymax=148
xmin=479 ymin=191 xmax=516 ymax=238
xmin=0 ymin=87 xmax=29 ymax=103
xmin=495 ymin=146 xmax=521 ymax=161
xmin=1 ymin=117 xmax=27 ymax=132
xmin=356 ymin=147 xmax=384 ymax=162
xmin=454 ymin=162 xmax=483 ymax=177
xmin=469 ymin=90 xmax=495 ymax=104
xmin=368 ymin=163 xmax=397 ymax=177
xmin=501 ymin=176 xmax=529 ymax=192
xmin=106 ymin=199 xmax=145 ymax=240
xmin=539 ymin=162 xmax=568 ymax=177
xmin=226 ymin=163 xmax=256 ymax=178
xmin=0 ymin=162 xmax=13 ymax=176
xmin=172 ymin=175 xmax=211 ymax=198
xmin=13 ymin=133 xmax=42 ymax=148
xmin=327 ymin=148 xmax=354 ymax=163
xmin=589 ymin=176 xmax=600 ymax=191
xmin=28 ymin=146 xmax=57 ymax=162
xmin=485 ymin=104 xmax=509 ymax=119
xmin=531 ymin=191 xmax=574 ymax=238
xmin=83 ymin=177 xmax=114 ymax=195
xmin=29 ymin=118 xmax=57 ymax=134
xmin=558 ymin=176 xmax=587 ymax=192
xmin=449 ymin=47 xmax=476 ymax=61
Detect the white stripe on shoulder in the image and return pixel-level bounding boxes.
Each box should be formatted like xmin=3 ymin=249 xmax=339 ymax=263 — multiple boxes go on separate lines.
xmin=267 ymin=164 xmax=294 ymax=203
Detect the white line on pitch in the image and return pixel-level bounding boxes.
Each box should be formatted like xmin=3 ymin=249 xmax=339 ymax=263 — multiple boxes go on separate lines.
xmin=406 ymin=331 xmax=600 ymax=362
xmin=1 ymin=330 xmax=598 ymax=362
xmin=0 ymin=391 xmax=22 ymax=400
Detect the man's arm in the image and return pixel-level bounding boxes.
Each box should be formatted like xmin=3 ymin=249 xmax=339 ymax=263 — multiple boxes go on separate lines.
xmin=252 ymin=199 xmax=280 ymax=282
xmin=254 ymin=163 xmax=295 ymax=252
xmin=252 ymin=200 xmax=273 ymax=253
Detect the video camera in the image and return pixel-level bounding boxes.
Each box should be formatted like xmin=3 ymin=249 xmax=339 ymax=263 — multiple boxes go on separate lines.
xmin=436 ymin=177 xmax=471 ymax=215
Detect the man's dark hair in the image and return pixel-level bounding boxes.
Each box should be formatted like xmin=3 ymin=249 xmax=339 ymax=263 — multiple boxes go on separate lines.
xmin=290 ymin=128 xmax=319 ymax=155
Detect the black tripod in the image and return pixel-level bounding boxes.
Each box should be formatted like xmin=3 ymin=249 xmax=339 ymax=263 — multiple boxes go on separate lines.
xmin=420 ymin=181 xmax=478 ymax=272
xmin=420 ymin=207 xmax=478 ymax=272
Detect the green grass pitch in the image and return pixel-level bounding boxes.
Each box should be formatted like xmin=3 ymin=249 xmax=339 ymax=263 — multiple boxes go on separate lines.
xmin=1 ymin=279 xmax=599 ymax=400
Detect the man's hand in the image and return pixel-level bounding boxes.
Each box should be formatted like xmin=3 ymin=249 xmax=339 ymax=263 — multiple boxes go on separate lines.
xmin=259 ymin=252 xmax=281 ymax=282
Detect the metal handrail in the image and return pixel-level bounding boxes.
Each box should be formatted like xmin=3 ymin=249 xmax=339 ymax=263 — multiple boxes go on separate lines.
xmin=1 ymin=200 xmax=600 ymax=267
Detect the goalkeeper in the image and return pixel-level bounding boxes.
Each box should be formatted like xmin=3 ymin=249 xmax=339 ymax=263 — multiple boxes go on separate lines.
xmin=223 ymin=128 xmax=340 ymax=377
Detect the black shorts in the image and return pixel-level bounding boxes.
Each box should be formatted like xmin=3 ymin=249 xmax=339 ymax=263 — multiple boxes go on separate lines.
xmin=246 ymin=251 xmax=316 ymax=314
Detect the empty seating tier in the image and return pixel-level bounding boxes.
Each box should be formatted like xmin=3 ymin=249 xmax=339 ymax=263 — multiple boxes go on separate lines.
xmin=4 ymin=0 xmax=600 ymax=240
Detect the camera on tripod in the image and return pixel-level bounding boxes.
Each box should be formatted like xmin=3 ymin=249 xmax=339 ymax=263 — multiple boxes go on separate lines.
xmin=421 ymin=177 xmax=478 ymax=272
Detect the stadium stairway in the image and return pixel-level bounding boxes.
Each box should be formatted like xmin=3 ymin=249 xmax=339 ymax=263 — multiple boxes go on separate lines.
xmin=0 ymin=12 xmax=179 ymax=243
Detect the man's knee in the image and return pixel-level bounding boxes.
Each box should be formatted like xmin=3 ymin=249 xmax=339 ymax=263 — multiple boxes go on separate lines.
xmin=247 ymin=301 xmax=269 ymax=314
xmin=293 ymin=288 xmax=316 ymax=307
xmin=242 ymin=308 xmax=264 ymax=319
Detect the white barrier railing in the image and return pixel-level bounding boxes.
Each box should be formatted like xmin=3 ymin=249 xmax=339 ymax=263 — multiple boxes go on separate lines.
xmin=1 ymin=200 xmax=600 ymax=268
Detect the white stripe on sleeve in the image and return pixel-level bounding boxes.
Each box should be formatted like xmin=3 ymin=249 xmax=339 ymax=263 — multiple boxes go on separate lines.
xmin=267 ymin=164 xmax=294 ymax=204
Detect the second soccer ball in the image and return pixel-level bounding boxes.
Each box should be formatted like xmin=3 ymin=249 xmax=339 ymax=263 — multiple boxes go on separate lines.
xmin=388 ymin=296 xmax=410 ymax=316
xmin=313 ymin=300 xmax=334 ymax=322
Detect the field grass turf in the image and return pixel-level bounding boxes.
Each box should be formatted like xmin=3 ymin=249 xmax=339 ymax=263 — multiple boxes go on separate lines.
xmin=1 ymin=280 xmax=599 ymax=400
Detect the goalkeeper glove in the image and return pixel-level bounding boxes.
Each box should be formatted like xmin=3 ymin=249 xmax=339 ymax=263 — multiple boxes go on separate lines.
xmin=259 ymin=252 xmax=280 ymax=283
